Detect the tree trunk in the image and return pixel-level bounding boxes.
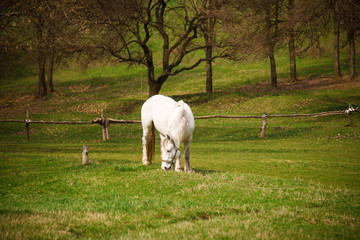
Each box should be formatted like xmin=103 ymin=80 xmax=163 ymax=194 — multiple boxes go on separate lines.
xmin=36 ymin=15 xmax=47 ymax=98
xmin=333 ymin=11 xmax=342 ymax=78
xmin=148 ymin=81 xmax=163 ymax=97
xmin=347 ymin=28 xmax=356 ymax=79
xmin=204 ymin=13 xmax=215 ymax=93
xmin=288 ymin=0 xmax=297 ymax=82
xmin=47 ymin=30 xmax=55 ymax=93
xmin=205 ymin=36 xmax=213 ymax=93
xmin=269 ymin=53 xmax=277 ymax=88
xmin=289 ymin=31 xmax=297 ymax=82
xmin=205 ymin=57 xmax=213 ymax=93
xmin=147 ymin=67 xmax=165 ymax=97
xmin=47 ymin=48 xmax=54 ymax=93
xmin=144 ymin=48 xmax=160 ymax=97
xmin=38 ymin=54 xmax=47 ymax=97
xmin=266 ymin=3 xmax=277 ymax=88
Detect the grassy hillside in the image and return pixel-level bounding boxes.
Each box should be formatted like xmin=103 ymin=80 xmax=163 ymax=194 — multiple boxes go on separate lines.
xmin=0 ymin=54 xmax=360 ymax=239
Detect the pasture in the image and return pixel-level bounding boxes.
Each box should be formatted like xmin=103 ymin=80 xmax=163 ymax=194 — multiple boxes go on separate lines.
xmin=1 ymin=56 xmax=360 ymax=239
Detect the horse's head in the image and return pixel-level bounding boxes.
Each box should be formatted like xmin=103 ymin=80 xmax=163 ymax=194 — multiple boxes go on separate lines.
xmin=160 ymin=134 xmax=180 ymax=171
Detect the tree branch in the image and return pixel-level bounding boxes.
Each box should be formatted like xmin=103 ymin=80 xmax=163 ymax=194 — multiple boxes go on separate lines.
xmin=168 ymin=53 xmax=225 ymax=76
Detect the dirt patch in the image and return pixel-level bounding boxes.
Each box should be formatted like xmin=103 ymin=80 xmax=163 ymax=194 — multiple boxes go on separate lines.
xmin=115 ymin=100 xmax=143 ymax=115
xmin=0 ymin=94 xmax=50 ymax=118
xmin=1 ymin=75 xmax=359 ymax=118
xmin=235 ymin=75 xmax=360 ymax=94
xmin=68 ymin=102 xmax=109 ymax=114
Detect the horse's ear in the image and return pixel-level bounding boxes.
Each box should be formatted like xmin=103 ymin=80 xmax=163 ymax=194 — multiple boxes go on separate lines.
xmin=166 ymin=134 xmax=171 ymax=141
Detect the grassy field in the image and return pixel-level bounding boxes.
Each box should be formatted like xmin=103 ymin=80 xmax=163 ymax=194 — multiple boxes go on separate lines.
xmin=1 ymin=54 xmax=360 ymax=239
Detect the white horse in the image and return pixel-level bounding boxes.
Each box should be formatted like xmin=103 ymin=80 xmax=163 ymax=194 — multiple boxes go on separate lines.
xmin=141 ymin=95 xmax=195 ymax=173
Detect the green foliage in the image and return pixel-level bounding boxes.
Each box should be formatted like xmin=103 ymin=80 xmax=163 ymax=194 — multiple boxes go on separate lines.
xmin=0 ymin=54 xmax=360 ymax=239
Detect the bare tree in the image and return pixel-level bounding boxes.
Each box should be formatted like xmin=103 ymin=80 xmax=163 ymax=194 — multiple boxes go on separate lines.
xmin=220 ymin=0 xmax=287 ymax=88
xmin=1 ymin=0 xmax=85 ymax=97
xmin=68 ymin=0 xmax=224 ymax=97
xmin=326 ymin=0 xmax=360 ymax=79
xmin=285 ymin=0 xmax=329 ymax=82
xmin=288 ymin=0 xmax=297 ymax=82
xmin=265 ymin=0 xmax=281 ymax=88
xmin=338 ymin=0 xmax=360 ymax=79
xmin=4 ymin=0 xmax=50 ymax=97
xmin=192 ymin=0 xmax=225 ymax=93
xmin=331 ymin=0 xmax=342 ymax=78
xmin=0 ymin=1 xmax=30 ymax=77
xmin=37 ymin=8 xmax=47 ymax=96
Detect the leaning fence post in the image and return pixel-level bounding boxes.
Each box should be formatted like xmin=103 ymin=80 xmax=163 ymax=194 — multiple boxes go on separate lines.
xmin=25 ymin=110 xmax=30 ymax=140
xmin=101 ymin=110 xmax=106 ymax=141
xmin=101 ymin=110 xmax=110 ymax=141
xmin=260 ymin=113 xmax=267 ymax=138
xmin=347 ymin=104 xmax=354 ymax=126
xmin=105 ymin=117 xmax=110 ymax=141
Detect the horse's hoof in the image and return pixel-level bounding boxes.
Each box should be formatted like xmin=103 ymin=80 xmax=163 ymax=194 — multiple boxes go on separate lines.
xmin=142 ymin=161 xmax=151 ymax=166
xmin=175 ymin=167 xmax=183 ymax=172
xmin=184 ymin=168 xmax=194 ymax=174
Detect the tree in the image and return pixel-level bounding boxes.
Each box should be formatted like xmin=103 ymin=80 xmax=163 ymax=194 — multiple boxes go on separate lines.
xmin=0 ymin=1 xmax=30 ymax=77
xmin=202 ymin=1 xmax=216 ymax=93
xmin=331 ymin=0 xmax=342 ymax=78
xmin=285 ymin=0 xmax=329 ymax=82
xmin=1 ymin=0 xmax=84 ymax=97
xmin=326 ymin=0 xmax=360 ymax=79
xmin=224 ymin=0 xmax=287 ymax=88
xmin=36 ymin=4 xmax=47 ymax=97
xmin=264 ymin=0 xmax=282 ymax=88
xmin=193 ymin=0 xmax=224 ymax=93
xmin=288 ymin=0 xmax=297 ymax=82
xmin=338 ymin=0 xmax=360 ymax=79
xmin=32 ymin=0 xmax=82 ymax=95
xmin=1 ymin=0 xmax=50 ymax=97
xmin=70 ymin=0 xmax=223 ymax=97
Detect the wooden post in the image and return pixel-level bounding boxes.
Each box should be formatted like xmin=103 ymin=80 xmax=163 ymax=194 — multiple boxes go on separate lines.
xmin=101 ymin=110 xmax=106 ymax=141
xmin=101 ymin=110 xmax=110 ymax=141
xmin=25 ymin=110 xmax=30 ymax=140
xmin=347 ymin=104 xmax=354 ymax=126
xmin=82 ymin=145 xmax=89 ymax=165
xmin=105 ymin=118 xmax=110 ymax=141
xmin=260 ymin=113 xmax=268 ymax=138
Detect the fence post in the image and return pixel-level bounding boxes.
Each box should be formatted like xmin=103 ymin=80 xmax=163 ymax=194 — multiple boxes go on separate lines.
xmin=101 ymin=110 xmax=106 ymax=141
xmin=260 ymin=113 xmax=267 ymax=138
xmin=347 ymin=104 xmax=354 ymax=126
xmin=82 ymin=145 xmax=89 ymax=165
xmin=105 ymin=117 xmax=110 ymax=141
xmin=101 ymin=110 xmax=110 ymax=141
xmin=25 ymin=110 xmax=30 ymax=140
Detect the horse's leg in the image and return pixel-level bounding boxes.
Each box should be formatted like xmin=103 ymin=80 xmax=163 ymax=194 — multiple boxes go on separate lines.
xmin=175 ymin=149 xmax=182 ymax=172
xmin=142 ymin=127 xmax=150 ymax=165
xmin=183 ymin=139 xmax=193 ymax=173
xmin=142 ymin=122 xmax=155 ymax=165
xmin=160 ymin=134 xmax=164 ymax=161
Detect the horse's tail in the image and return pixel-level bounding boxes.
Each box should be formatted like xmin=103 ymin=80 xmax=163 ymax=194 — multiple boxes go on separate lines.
xmin=147 ymin=122 xmax=155 ymax=164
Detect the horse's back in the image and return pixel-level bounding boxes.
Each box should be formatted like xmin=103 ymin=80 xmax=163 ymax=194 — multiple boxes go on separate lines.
xmin=141 ymin=95 xmax=176 ymax=120
xmin=141 ymin=95 xmax=176 ymax=133
xmin=141 ymin=95 xmax=194 ymax=138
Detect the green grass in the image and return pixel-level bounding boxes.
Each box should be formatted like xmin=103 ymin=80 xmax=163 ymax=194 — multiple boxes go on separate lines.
xmin=1 ymin=52 xmax=360 ymax=239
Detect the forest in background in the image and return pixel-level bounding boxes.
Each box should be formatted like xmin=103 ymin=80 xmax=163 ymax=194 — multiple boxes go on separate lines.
xmin=1 ymin=0 xmax=359 ymax=98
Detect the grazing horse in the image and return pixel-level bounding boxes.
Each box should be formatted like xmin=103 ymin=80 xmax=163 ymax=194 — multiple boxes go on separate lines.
xmin=141 ymin=95 xmax=195 ymax=173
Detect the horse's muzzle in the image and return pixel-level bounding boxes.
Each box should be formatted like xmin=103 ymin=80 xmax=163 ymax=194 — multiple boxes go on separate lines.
xmin=163 ymin=166 xmax=172 ymax=171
